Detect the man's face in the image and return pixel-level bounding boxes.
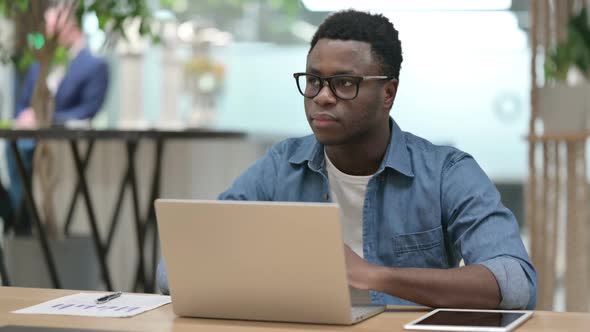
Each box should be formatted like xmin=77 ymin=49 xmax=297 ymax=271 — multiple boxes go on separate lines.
xmin=45 ymin=6 xmax=77 ymax=46
xmin=304 ymin=39 xmax=394 ymax=146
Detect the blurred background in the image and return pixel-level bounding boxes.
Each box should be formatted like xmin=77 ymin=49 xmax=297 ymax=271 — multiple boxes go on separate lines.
xmin=0 ymin=0 xmax=588 ymax=313
xmin=1 ymin=0 xmax=532 ymax=184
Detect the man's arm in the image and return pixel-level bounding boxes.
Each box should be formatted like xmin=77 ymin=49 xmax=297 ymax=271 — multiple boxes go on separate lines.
xmin=53 ymin=61 xmax=109 ymax=122
xmin=156 ymin=258 xmax=170 ymax=294
xmin=440 ymin=153 xmax=536 ymax=309
xmin=217 ymin=144 xmax=282 ymax=200
xmin=346 ymin=152 xmax=536 ymax=309
xmin=345 ymin=245 xmax=500 ymax=308
xmin=15 ymin=64 xmax=39 ymax=118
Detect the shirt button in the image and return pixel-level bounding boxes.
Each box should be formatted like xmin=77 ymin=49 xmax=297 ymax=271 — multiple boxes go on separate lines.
xmin=325 ymin=193 xmax=329 ymax=201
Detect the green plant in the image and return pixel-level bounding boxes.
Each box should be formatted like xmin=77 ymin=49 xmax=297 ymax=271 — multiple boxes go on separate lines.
xmin=1 ymin=0 xmax=156 ymax=69
xmin=545 ymin=7 xmax=590 ymax=82
xmin=0 ymin=0 xmax=157 ymax=236
xmin=0 ymin=0 xmax=157 ymax=127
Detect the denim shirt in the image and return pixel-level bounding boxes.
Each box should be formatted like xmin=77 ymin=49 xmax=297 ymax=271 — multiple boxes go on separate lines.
xmin=157 ymin=119 xmax=537 ymax=309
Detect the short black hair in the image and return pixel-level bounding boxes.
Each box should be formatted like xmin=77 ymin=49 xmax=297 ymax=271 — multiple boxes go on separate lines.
xmin=310 ymin=10 xmax=403 ymax=79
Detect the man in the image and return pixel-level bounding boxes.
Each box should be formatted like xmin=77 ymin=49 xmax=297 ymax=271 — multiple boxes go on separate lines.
xmin=157 ymin=10 xmax=536 ymax=309
xmin=4 ymin=5 xmax=109 ymax=233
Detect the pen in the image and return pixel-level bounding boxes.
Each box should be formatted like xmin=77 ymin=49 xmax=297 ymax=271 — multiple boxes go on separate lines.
xmin=95 ymin=291 xmax=123 ymax=304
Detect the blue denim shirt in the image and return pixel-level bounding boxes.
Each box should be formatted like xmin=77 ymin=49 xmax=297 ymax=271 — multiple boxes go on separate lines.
xmin=157 ymin=119 xmax=537 ymax=309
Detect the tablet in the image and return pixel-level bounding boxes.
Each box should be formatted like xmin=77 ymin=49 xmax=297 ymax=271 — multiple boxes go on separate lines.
xmin=404 ymin=309 xmax=533 ymax=332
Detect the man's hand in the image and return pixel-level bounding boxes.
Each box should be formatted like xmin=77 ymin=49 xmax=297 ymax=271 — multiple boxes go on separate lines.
xmin=343 ymin=244 xmax=502 ymax=308
xmin=344 ymin=244 xmax=378 ymax=290
xmin=15 ymin=108 xmax=37 ymax=128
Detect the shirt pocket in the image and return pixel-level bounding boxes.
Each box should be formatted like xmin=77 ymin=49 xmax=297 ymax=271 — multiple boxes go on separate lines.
xmin=392 ymin=226 xmax=447 ymax=268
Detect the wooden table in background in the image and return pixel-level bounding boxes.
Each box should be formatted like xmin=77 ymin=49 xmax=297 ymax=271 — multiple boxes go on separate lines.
xmin=1 ymin=287 xmax=590 ymax=332
xmin=0 ymin=128 xmax=246 ymax=292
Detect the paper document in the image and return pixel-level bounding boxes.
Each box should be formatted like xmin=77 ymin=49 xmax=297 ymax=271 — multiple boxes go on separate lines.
xmin=12 ymin=292 xmax=171 ymax=318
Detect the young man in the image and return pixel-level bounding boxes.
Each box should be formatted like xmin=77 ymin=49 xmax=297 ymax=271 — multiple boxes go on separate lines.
xmin=158 ymin=10 xmax=536 ymax=310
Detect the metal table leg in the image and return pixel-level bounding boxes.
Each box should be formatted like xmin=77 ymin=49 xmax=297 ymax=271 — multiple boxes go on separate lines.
xmin=125 ymin=141 xmax=146 ymax=292
xmin=63 ymin=140 xmax=95 ymax=236
xmin=0 ymin=242 xmax=11 ymax=286
xmin=69 ymin=140 xmax=113 ymax=290
xmin=9 ymin=140 xmax=61 ymax=289
xmin=134 ymin=138 xmax=165 ymax=293
xmin=105 ymin=154 xmax=132 ymax=254
xmin=149 ymin=138 xmax=165 ymax=292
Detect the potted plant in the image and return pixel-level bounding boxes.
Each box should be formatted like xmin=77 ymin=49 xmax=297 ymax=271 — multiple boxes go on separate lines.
xmin=539 ymin=6 xmax=590 ymax=135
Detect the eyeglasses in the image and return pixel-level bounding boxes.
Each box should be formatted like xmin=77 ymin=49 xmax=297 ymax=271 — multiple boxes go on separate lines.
xmin=293 ymin=72 xmax=394 ymax=100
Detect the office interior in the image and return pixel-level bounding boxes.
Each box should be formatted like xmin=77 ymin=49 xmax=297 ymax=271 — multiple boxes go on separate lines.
xmin=0 ymin=0 xmax=588 ymax=315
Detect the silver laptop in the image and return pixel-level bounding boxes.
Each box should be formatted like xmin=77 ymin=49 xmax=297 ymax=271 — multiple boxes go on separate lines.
xmin=155 ymin=199 xmax=385 ymax=325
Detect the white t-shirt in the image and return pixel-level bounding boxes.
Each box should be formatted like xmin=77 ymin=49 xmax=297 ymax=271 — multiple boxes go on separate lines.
xmin=324 ymin=150 xmax=373 ymax=258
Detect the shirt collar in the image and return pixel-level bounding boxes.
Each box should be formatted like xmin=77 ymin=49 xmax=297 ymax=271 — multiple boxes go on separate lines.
xmin=288 ymin=137 xmax=325 ymax=172
xmin=288 ymin=117 xmax=415 ymax=177
xmin=382 ymin=118 xmax=414 ymax=177
xmin=68 ymin=38 xmax=86 ymax=59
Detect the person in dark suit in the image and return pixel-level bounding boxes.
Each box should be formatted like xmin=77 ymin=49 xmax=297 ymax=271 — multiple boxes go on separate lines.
xmin=4 ymin=5 xmax=109 ymax=234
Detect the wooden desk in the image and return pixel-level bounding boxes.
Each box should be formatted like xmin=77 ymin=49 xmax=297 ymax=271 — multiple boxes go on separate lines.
xmin=1 ymin=287 xmax=589 ymax=331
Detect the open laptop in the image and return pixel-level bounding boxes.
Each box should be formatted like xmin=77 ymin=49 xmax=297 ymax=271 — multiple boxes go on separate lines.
xmin=155 ymin=199 xmax=385 ymax=325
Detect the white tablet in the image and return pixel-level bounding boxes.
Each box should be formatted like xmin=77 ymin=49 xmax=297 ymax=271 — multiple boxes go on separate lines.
xmin=404 ymin=309 xmax=533 ymax=332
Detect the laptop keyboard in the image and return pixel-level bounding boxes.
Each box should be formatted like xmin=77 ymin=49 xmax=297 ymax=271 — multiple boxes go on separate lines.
xmin=351 ymin=305 xmax=382 ymax=321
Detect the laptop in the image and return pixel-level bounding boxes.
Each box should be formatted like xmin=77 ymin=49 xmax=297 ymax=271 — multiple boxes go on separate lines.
xmin=155 ymin=199 xmax=385 ymax=325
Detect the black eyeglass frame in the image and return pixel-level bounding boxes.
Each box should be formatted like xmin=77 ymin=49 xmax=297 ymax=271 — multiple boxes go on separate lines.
xmin=293 ymin=72 xmax=395 ymax=100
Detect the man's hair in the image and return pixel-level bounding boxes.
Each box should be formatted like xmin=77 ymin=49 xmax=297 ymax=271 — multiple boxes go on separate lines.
xmin=310 ymin=10 xmax=403 ymax=79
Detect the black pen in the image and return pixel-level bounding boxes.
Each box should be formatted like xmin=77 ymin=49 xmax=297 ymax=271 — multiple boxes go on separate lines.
xmin=95 ymin=291 xmax=123 ymax=304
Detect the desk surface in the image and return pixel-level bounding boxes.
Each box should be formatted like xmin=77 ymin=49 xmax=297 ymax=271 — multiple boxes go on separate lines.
xmin=1 ymin=287 xmax=589 ymax=332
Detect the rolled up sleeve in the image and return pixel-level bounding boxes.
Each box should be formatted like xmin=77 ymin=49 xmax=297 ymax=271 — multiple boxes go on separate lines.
xmin=442 ymin=152 xmax=537 ymax=310
xmin=480 ymin=256 xmax=531 ymax=309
